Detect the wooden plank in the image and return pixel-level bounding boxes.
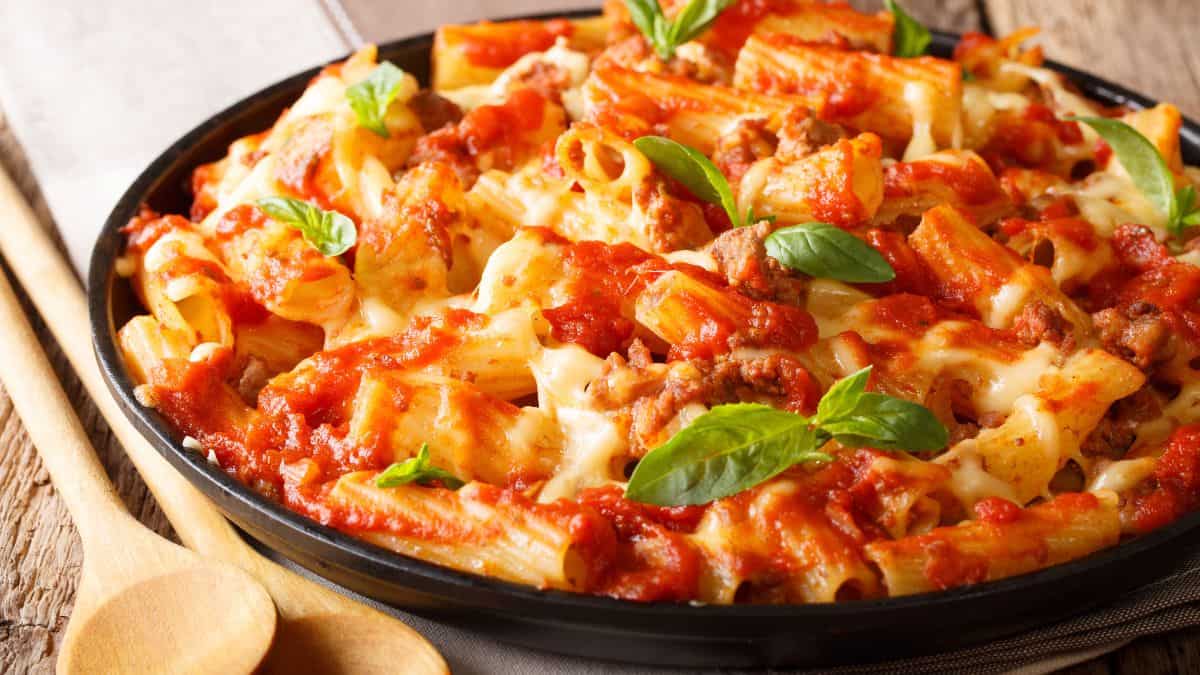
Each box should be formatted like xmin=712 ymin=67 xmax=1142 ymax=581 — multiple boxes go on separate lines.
xmin=852 ymin=0 xmax=980 ymax=33
xmin=0 ymin=108 xmax=175 ymax=674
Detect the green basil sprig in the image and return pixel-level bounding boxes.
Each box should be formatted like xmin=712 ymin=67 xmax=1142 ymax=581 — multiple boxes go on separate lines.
xmin=884 ymin=0 xmax=931 ymax=58
xmin=765 ymin=222 xmax=896 ymax=283
xmin=634 ymin=135 xmax=747 ymax=227
xmin=376 ymin=443 xmax=465 ymax=489
xmin=346 ymin=61 xmax=407 ymax=138
xmin=814 ymin=367 xmax=947 ymax=450
xmin=624 ymin=0 xmax=734 ymax=61
xmin=1069 ymin=116 xmax=1200 ymax=237
xmin=634 ymin=135 xmax=775 ymax=228
xmin=256 ymin=197 xmax=357 ymax=256
xmin=624 ymin=366 xmax=947 ymax=506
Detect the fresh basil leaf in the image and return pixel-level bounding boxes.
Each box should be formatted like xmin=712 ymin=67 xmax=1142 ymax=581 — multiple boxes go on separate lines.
xmin=1178 ymin=185 xmax=1199 ymax=227
xmin=884 ymin=0 xmax=931 ymax=57
xmin=624 ymin=0 xmax=668 ymax=59
xmin=1070 ymin=116 xmax=1181 ymax=234
xmin=624 ymin=0 xmax=732 ymax=60
xmin=346 ymin=61 xmax=407 ymax=138
xmin=256 ymin=197 xmax=357 ymax=256
xmin=745 ymin=206 xmax=777 ymax=225
xmin=764 ymin=222 xmax=896 ymax=283
xmin=634 ymin=136 xmax=741 ymax=227
xmin=816 ymin=366 xmax=872 ymax=425
xmin=815 ymin=368 xmax=948 ymax=452
xmin=376 ymin=443 xmax=465 ymax=489
xmin=668 ymin=0 xmax=735 ymax=47
xmin=820 ymin=393 xmax=947 ymax=451
xmin=625 ymin=404 xmax=831 ymax=506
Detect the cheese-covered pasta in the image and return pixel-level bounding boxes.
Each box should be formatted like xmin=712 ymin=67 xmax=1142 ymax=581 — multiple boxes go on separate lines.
xmin=117 ymin=2 xmax=1200 ymax=604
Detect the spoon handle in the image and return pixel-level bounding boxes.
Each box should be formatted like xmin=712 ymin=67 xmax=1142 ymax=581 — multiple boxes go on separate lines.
xmin=0 ymin=253 xmax=132 ymax=541
xmin=0 ymin=165 xmax=255 ymax=559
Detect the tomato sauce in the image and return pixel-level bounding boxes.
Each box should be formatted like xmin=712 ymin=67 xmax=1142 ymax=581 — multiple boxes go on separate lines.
xmin=214 ymin=203 xmax=268 ymax=242
xmin=805 ymin=138 xmax=871 ymax=226
xmin=540 ymin=235 xmax=817 ymax=359
xmin=922 ymin=539 xmax=990 ymax=589
xmin=974 ymin=496 xmax=1022 ymax=524
xmin=866 ymin=294 xmax=940 ymax=336
xmin=460 ymin=87 xmax=546 ymax=154
xmin=577 ymin=485 xmax=704 ymax=601
xmin=1132 ymin=427 xmax=1200 ymax=532
xmin=862 ymin=230 xmax=936 ymax=297
xmin=542 ymin=296 xmax=636 ymax=357
xmin=708 ymin=0 xmax=791 ymax=55
xmin=190 ymin=162 xmax=221 ymax=221
xmin=460 ymin=19 xmax=573 ymax=69
xmin=414 ymin=88 xmax=549 ymax=173
xmin=999 ymin=216 xmax=1099 ymax=251
xmin=981 ymin=104 xmax=1083 ymax=172
xmin=121 ymin=208 xmax=189 ymax=254
xmin=884 ymin=157 xmax=1006 ymax=206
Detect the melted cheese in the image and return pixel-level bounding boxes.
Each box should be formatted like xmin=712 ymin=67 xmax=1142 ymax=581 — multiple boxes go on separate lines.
xmin=1088 ymin=457 xmax=1157 ymax=493
xmin=936 ymin=446 xmax=1020 ymax=507
xmin=916 ymin=324 xmax=1061 ymax=415
xmin=663 ymin=249 xmax=718 ymax=272
xmin=441 ymin=39 xmax=590 ymax=119
xmin=959 ymin=83 xmax=1032 ymax=147
xmin=902 ymin=81 xmax=939 ymax=161
xmin=999 ymin=62 xmax=1098 ymax=118
xmin=1054 ymin=170 xmax=1165 ymax=237
xmin=988 ymin=274 xmax=1034 ymax=327
xmin=1133 ymin=380 xmax=1200 ymax=452
xmin=532 ymin=346 xmax=628 ymax=503
xmin=1014 ymin=393 xmax=1065 ymax=473
xmin=805 ymin=279 xmax=873 ymax=337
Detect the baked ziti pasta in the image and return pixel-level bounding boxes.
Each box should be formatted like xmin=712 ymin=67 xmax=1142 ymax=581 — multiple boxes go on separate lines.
xmin=117 ymin=1 xmax=1200 ymax=603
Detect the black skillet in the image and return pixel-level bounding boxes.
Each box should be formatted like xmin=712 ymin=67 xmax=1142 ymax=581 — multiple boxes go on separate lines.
xmin=88 ymin=12 xmax=1200 ymax=668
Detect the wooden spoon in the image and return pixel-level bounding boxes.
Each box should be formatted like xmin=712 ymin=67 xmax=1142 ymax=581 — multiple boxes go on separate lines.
xmin=0 ymin=267 xmax=277 ymax=673
xmin=0 ymin=168 xmax=447 ymax=673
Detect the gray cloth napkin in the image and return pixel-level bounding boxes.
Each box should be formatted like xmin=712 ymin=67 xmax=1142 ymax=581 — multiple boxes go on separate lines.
xmin=0 ymin=1 xmax=1195 ymax=672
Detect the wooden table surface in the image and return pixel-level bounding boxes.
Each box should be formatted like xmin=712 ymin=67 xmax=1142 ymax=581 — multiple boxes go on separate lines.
xmin=2 ymin=1 xmax=1199 ymax=672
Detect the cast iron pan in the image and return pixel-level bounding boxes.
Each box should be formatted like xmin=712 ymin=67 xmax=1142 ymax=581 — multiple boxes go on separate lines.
xmin=89 ymin=12 xmax=1200 ymax=668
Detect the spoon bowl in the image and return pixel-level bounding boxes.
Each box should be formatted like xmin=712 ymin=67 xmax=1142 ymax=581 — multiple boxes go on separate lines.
xmin=62 ymin=558 xmax=276 ymax=674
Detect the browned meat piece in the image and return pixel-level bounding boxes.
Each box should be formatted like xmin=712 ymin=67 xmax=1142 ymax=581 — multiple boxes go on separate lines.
xmin=706 ymin=221 xmax=806 ymax=304
xmin=1093 ymin=301 xmax=1174 ymax=370
xmin=667 ymin=44 xmax=734 ymax=85
xmin=1012 ymin=300 xmax=1076 ymax=351
xmin=593 ymin=34 xmax=731 ymax=84
xmin=1081 ymin=387 xmax=1164 ymax=458
xmin=925 ymin=375 xmax=983 ymax=444
xmin=409 ymin=90 xmax=463 ymax=133
xmin=712 ymin=118 xmax=776 ymax=188
xmin=235 ymin=357 xmax=271 ymax=406
xmin=776 ymin=107 xmax=848 ymax=163
xmin=513 ymin=62 xmax=574 ymax=103
xmin=625 ymin=353 xmax=817 ymax=454
xmin=632 ymin=178 xmax=714 ymax=252
xmin=407 ymin=128 xmax=479 ymax=187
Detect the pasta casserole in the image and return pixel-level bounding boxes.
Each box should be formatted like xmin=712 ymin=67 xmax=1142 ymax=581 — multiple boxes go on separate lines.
xmin=116 ymin=0 xmax=1200 ymax=603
